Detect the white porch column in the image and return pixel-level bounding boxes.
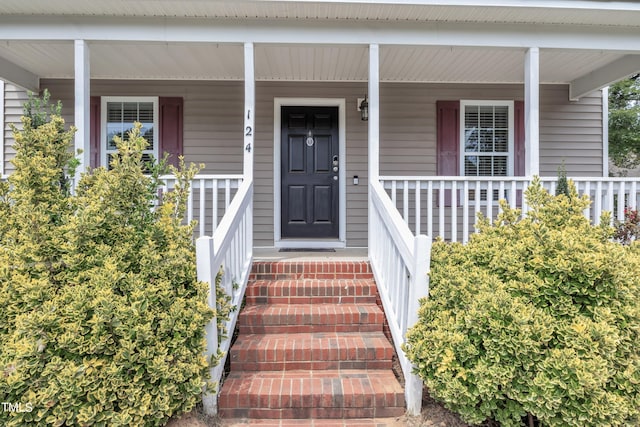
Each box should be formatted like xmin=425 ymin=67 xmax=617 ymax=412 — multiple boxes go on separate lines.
xmin=368 ymin=44 xmax=380 ymax=182
xmin=243 ymin=42 xmax=255 ymax=181
xmin=74 ymin=40 xmax=90 ymax=180
xmin=602 ymin=87 xmax=609 ymax=177
xmin=524 ymin=47 xmax=540 ymax=177
xmin=368 ymin=43 xmax=380 ymax=257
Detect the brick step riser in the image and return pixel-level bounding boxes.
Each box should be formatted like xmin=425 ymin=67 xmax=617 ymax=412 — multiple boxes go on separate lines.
xmin=245 ymin=295 xmax=378 ymax=305
xmin=239 ymin=324 xmax=383 ymax=334
xmin=219 ymin=408 xmax=405 ymax=420
xmin=250 ymin=261 xmax=373 ymax=282
xmin=231 ymin=360 xmax=392 ymax=371
xmin=245 ymin=280 xmax=378 ymax=306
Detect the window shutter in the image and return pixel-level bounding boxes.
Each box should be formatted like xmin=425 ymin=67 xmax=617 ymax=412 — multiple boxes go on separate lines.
xmin=436 ymin=101 xmax=460 ymax=176
xmin=89 ymin=96 xmax=101 ymax=168
xmin=436 ymin=101 xmax=460 ymax=206
xmin=514 ymin=100 xmax=525 ymax=176
xmin=159 ymin=97 xmax=184 ymax=168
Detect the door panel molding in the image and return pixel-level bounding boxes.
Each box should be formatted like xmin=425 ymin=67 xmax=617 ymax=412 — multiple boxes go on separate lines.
xmin=274 ymin=98 xmax=346 ymax=248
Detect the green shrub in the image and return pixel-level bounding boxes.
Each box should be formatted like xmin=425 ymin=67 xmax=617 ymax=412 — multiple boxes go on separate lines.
xmin=0 ymin=92 xmax=214 ymax=426
xmin=404 ymin=177 xmax=640 ymax=427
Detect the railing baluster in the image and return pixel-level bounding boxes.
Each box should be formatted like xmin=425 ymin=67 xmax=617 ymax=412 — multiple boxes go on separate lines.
xmin=451 ymin=181 xmax=457 ymax=243
xmin=498 ymin=180 xmax=505 ymax=215
xmin=415 ymin=180 xmax=421 ymax=236
xmin=212 ymin=179 xmax=218 ymax=233
xmin=463 ymin=180 xmax=469 ymax=243
xmin=594 ymin=181 xmax=603 ymax=225
xmin=487 ymin=181 xmax=493 ymax=224
xmin=510 ymin=180 xmax=516 ymax=209
xmin=607 ymin=181 xmax=615 ymax=225
xmin=631 ymin=181 xmax=638 ymax=210
xmin=427 ymin=181 xmax=433 ymax=239
xmin=187 ymin=184 xmax=194 ymax=224
xmin=225 ymin=179 xmax=231 ymax=210
xmin=403 ymin=180 xmax=409 ymax=224
xmin=617 ymin=181 xmax=626 ymax=221
xmin=584 ymin=181 xmax=591 ymax=222
xmin=439 ymin=180 xmax=445 ymax=240
xmin=199 ymin=179 xmax=206 ymax=237
xmin=391 ymin=180 xmax=397 ymax=206
xmin=474 ymin=181 xmax=481 ymax=233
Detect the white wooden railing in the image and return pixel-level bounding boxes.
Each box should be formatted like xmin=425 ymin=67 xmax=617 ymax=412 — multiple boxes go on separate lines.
xmin=368 ymin=180 xmax=431 ymax=415
xmin=160 ymin=174 xmax=243 ymax=238
xmin=380 ymin=176 xmax=640 ymax=243
xmin=195 ymin=179 xmax=253 ymax=415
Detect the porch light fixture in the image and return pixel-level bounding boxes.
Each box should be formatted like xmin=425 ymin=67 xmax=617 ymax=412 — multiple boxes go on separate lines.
xmin=359 ymin=96 xmax=368 ymax=121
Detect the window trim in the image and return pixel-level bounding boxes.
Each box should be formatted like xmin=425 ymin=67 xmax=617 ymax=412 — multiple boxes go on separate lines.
xmin=100 ymin=96 xmax=159 ymax=168
xmin=459 ymin=100 xmax=515 ymax=177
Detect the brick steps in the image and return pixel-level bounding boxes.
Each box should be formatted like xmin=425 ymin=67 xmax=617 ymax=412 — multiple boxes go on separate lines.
xmin=219 ymin=370 xmax=405 ymax=419
xmin=238 ymin=303 xmax=384 ymax=334
xmin=230 ymin=332 xmax=394 ymax=371
xmin=245 ymin=279 xmax=378 ymax=305
xmin=220 ymin=260 xmax=404 ymax=423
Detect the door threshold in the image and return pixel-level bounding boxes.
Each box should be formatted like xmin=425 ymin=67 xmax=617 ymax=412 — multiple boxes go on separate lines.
xmin=275 ymin=239 xmax=346 ymax=249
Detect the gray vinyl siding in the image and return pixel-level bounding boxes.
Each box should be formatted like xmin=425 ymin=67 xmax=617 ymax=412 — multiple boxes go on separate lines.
xmin=38 ymin=79 xmax=603 ymax=247
xmin=3 ymin=83 xmax=29 ymax=175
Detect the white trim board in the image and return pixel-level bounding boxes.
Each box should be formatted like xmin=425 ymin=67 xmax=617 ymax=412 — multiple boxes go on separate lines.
xmin=273 ymin=97 xmax=347 ymax=249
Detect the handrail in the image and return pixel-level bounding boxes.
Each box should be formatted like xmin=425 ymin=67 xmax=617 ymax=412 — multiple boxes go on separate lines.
xmin=195 ymin=178 xmax=253 ymax=415
xmin=369 ymin=180 xmax=431 ymax=416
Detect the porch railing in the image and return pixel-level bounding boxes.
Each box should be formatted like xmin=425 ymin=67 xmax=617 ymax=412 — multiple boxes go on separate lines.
xmin=160 ymin=174 xmax=243 ymax=238
xmin=369 ymin=180 xmax=431 ymax=415
xmin=195 ymin=178 xmax=253 ymax=415
xmin=380 ymin=176 xmax=640 ymax=243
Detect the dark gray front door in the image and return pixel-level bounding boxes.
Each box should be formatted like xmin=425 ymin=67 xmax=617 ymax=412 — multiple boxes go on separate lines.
xmin=281 ymin=106 xmax=339 ymax=239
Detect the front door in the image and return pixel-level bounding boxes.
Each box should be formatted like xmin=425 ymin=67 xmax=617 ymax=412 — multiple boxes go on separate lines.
xmin=281 ymin=106 xmax=339 ymax=239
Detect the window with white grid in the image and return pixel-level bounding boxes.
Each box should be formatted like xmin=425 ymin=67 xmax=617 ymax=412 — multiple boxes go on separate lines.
xmin=460 ymin=100 xmax=514 ymax=201
xmin=101 ymin=97 xmax=158 ymax=169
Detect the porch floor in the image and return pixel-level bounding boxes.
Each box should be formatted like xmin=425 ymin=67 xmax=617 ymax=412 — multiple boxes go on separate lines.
xmin=253 ymin=248 xmax=368 ymax=262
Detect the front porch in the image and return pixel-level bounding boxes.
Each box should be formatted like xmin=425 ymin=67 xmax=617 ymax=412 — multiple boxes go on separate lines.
xmin=3 ymin=1 xmax=640 ymax=420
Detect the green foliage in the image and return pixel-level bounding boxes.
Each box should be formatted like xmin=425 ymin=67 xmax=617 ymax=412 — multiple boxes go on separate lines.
xmin=0 ymin=94 xmax=215 ymax=426
xmin=555 ymin=162 xmax=569 ymax=197
xmin=609 ymin=74 xmax=640 ymax=169
xmin=404 ymin=178 xmax=640 ymax=427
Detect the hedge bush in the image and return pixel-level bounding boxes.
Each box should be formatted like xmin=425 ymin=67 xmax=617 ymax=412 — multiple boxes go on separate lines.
xmin=404 ymin=178 xmax=640 ymax=427
xmin=0 ymin=92 xmax=214 ymax=426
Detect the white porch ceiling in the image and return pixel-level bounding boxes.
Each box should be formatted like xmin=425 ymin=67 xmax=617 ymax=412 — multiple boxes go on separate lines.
xmin=0 ymin=41 xmax=628 ymax=86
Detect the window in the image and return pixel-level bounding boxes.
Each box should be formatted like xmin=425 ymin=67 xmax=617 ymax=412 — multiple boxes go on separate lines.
xmin=101 ymin=97 xmax=159 ymax=168
xmin=460 ymin=100 xmax=514 ymax=177
xmin=460 ymin=100 xmax=514 ymax=202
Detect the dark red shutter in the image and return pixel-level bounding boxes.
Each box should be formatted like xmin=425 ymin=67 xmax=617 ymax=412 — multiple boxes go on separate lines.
xmin=514 ymin=100 xmax=525 ymax=176
xmin=436 ymin=101 xmax=460 ymax=206
xmin=159 ymin=97 xmax=184 ymax=168
xmin=89 ymin=96 xmax=101 ymax=168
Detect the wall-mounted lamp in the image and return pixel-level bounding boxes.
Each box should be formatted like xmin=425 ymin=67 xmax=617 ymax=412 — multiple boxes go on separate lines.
xmin=358 ymin=95 xmax=368 ymax=121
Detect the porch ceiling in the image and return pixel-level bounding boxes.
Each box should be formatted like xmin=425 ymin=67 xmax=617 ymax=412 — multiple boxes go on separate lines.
xmin=0 ymin=41 xmax=628 ymax=86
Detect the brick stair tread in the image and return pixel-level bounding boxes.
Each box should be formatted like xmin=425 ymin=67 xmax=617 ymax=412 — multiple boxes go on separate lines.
xmin=223 ymin=418 xmax=406 ymax=426
xmin=238 ymin=304 xmax=384 ymax=334
xmin=230 ymin=332 xmax=393 ymax=370
xmin=245 ymin=279 xmax=378 ymax=304
xmin=219 ymin=370 xmax=405 ymax=418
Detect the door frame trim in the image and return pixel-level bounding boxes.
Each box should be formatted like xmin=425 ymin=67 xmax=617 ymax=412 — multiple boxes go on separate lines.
xmin=273 ymin=98 xmax=346 ymax=248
